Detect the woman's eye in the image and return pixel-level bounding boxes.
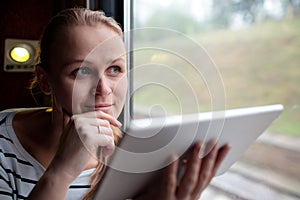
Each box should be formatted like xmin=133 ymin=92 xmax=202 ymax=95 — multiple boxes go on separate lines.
xmin=72 ymin=67 xmax=91 ymax=77
xmin=107 ymin=66 xmax=121 ymax=75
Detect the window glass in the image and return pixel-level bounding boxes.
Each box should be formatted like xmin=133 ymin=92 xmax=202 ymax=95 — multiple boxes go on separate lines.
xmin=132 ymin=0 xmax=300 ymax=199
xmin=132 ymin=0 xmax=300 ymax=136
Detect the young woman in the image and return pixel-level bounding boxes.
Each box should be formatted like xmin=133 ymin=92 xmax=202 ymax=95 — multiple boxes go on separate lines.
xmin=0 ymin=8 xmax=230 ymax=200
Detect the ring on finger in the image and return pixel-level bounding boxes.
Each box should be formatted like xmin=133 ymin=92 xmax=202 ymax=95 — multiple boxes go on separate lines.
xmin=97 ymin=125 xmax=101 ymax=133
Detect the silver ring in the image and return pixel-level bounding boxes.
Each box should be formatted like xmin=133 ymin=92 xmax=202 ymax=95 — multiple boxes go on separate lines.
xmin=97 ymin=125 xmax=101 ymax=133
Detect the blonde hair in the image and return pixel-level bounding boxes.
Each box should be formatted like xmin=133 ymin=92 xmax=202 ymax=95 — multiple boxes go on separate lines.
xmin=31 ymin=8 xmax=123 ymax=199
xmin=39 ymin=7 xmax=122 ymax=70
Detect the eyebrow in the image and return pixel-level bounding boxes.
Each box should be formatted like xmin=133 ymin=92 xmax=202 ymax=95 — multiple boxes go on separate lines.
xmin=110 ymin=56 xmax=126 ymax=65
xmin=62 ymin=59 xmax=92 ymax=68
xmin=62 ymin=56 xmax=125 ymax=69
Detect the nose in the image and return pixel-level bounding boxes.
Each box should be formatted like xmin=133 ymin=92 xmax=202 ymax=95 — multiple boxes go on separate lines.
xmin=94 ymin=77 xmax=112 ymax=96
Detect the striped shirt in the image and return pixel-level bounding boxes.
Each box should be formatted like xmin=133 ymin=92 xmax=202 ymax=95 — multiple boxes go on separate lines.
xmin=0 ymin=109 xmax=94 ymax=199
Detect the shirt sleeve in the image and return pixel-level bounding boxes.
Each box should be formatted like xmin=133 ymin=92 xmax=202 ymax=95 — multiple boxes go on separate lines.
xmin=0 ymin=159 xmax=14 ymax=200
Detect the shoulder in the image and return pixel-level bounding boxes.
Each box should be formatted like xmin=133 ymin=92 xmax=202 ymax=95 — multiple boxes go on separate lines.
xmin=0 ymin=109 xmax=15 ymax=124
xmin=0 ymin=107 xmax=50 ymax=157
xmin=0 ymin=108 xmax=44 ymax=183
xmin=0 ymin=108 xmax=46 ymax=127
xmin=0 ymin=109 xmax=40 ymax=180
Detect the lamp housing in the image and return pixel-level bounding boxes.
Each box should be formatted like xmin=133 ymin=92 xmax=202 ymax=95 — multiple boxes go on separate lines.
xmin=4 ymin=38 xmax=38 ymax=72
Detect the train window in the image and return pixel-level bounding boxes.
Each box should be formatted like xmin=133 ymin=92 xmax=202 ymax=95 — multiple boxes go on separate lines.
xmin=126 ymin=0 xmax=300 ymax=199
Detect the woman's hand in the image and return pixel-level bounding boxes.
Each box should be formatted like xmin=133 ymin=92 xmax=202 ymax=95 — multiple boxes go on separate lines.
xmin=136 ymin=141 xmax=230 ymax=200
xmin=27 ymin=109 xmax=121 ymax=200
xmin=52 ymin=110 xmax=121 ymax=182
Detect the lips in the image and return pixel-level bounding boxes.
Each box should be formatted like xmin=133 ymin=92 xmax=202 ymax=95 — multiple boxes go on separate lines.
xmin=84 ymin=102 xmax=114 ymax=113
xmin=94 ymin=104 xmax=113 ymax=112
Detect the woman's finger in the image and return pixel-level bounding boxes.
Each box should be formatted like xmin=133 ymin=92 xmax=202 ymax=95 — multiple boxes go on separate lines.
xmin=211 ymin=144 xmax=231 ymax=176
xmin=94 ymin=134 xmax=114 ymax=148
xmin=71 ymin=116 xmax=115 ymax=139
xmin=75 ymin=124 xmax=115 ymax=158
xmin=62 ymin=108 xmax=72 ymax=125
xmin=68 ymin=112 xmax=117 ymax=160
xmin=73 ymin=110 xmax=121 ymax=127
xmin=177 ymin=142 xmax=202 ymax=199
xmin=72 ymin=116 xmax=108 ymax=126
xmin=159 ymin=155 xmax=179 ymax=200
xmin=192 ymin=140 xmax=218 ymax=197
xmin=73 ymin=118 xmax=114 ymax=143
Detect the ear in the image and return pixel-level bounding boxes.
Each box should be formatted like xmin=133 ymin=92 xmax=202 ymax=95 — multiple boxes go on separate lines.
xmin=35 ymin=66 xmax=52 ymax=95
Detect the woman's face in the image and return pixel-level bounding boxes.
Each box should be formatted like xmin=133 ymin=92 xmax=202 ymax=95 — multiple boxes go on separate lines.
xmin=47 ymin=25 xmax=127 ymax=118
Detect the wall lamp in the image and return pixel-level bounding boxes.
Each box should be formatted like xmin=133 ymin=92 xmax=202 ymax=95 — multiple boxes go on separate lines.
xmin=4 ymin=38 xmax=38 ymax=72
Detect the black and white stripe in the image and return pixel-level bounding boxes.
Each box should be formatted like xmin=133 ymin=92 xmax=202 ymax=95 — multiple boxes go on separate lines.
xmin=0 ymin=110 xmax=93 ymax=199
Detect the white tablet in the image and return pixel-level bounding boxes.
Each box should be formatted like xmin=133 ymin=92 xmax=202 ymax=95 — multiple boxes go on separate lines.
xmin=93 ymin=104 xmax=283 ymax=200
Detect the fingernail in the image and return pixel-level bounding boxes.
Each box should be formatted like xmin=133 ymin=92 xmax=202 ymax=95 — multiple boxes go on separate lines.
xmin=116 ymin=120 xmax=122 ymax=127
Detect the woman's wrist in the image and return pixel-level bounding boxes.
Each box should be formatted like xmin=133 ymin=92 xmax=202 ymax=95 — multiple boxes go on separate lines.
xmin=44 ymin=163 xmax=75 ymax=186
xmin=27 ymin=166 xmax=72 ymax=200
